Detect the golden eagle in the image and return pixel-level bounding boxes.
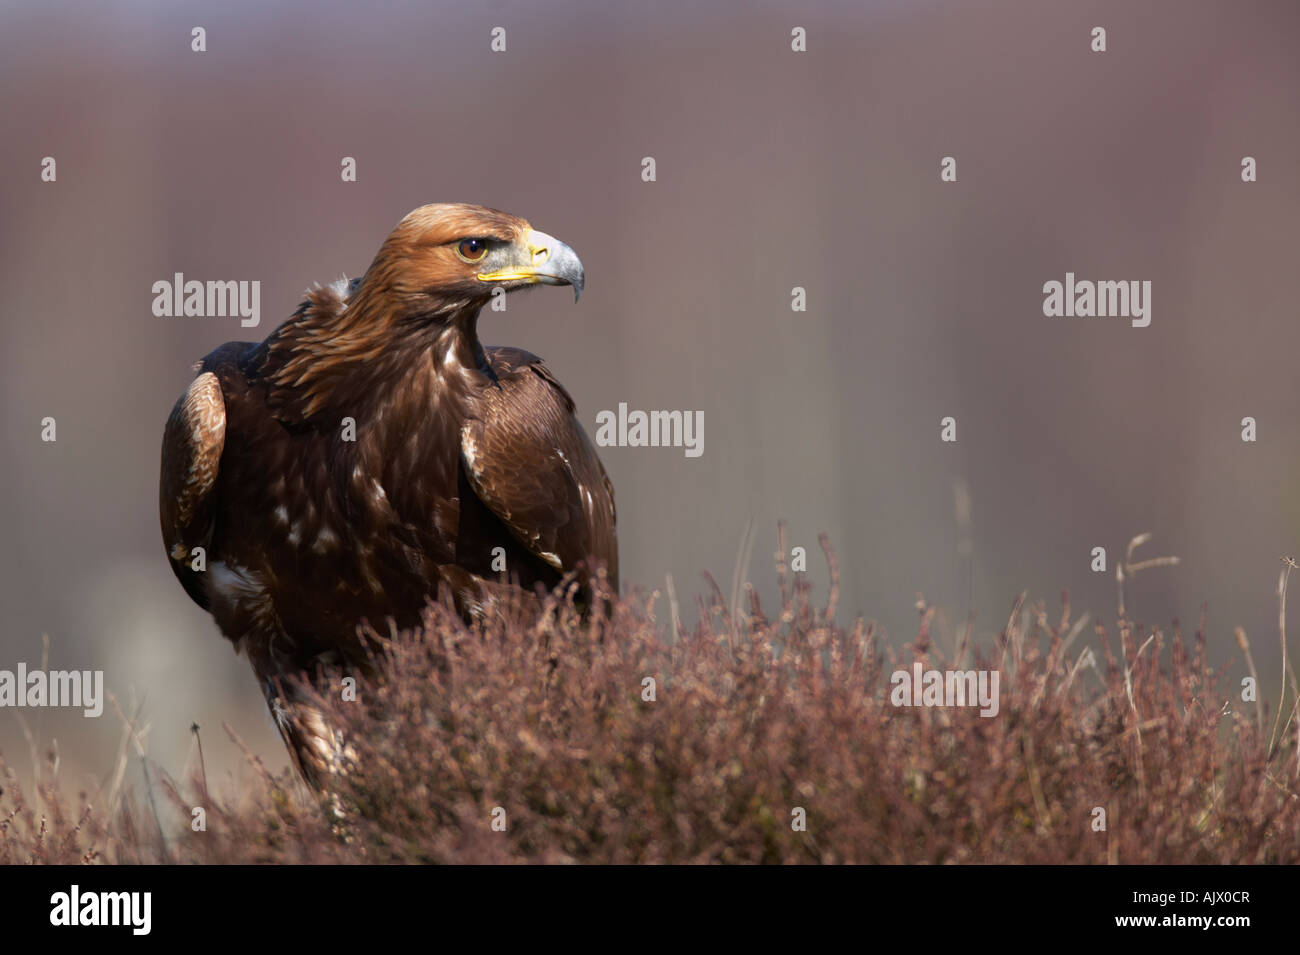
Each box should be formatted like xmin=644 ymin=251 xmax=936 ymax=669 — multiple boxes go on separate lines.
xmin=159 ymin=203 xmax=617 ymax=785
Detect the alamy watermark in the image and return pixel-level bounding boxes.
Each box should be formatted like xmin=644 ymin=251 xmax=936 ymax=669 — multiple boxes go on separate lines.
xmin=890 ymin=662 xmax=1000 ymax=717
xmin=1042 ymin=272 xmax=1151 ymax=328
xmin=595 ymin=403 xmax=703 ymax=458
xmin=152 ymin=273 xmax=260 ymax=327
xmin=0 ymin=664 xmax=103 ymax=717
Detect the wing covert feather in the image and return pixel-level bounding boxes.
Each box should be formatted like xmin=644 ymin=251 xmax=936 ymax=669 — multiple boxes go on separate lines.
xmin=159 ymin=371 xmax=227 ymax=609
xmin=461 ymin=356 xmax=617 ymax=586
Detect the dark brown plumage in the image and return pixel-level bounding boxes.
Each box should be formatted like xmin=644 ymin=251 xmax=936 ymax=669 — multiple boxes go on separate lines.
xmin=159 ymin=203 xmax=617 ymax=786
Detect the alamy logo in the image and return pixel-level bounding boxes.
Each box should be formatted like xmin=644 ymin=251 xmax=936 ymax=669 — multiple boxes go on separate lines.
xmin=50 ymin=885 xmax=151 ymax=935
xmin=890 ymin=662 xmax=1000 ymax=717
xmin=152 ymin=273 xmax=261 ymax=327
xmin=0 ymin=664 xmax=103 ymax=717
xmin=1042 ymin=272 xmax=1151 ymax=327
xmin=595 ymin=403 xmax=703 ymax=458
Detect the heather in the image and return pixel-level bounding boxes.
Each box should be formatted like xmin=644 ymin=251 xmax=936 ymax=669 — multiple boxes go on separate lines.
xmin=4 ymin=535 xmax=1298 ymax=864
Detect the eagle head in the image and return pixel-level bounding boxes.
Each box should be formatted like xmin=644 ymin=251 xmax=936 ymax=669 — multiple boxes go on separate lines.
xmin=376 ymin=202 xmax=585 ymax=312
xmin=262 ymin=202 xmax=587 ymax=420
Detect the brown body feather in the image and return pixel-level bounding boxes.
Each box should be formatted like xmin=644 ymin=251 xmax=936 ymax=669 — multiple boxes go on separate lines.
xmin=159 ymin=204 xmax=616 ymax=786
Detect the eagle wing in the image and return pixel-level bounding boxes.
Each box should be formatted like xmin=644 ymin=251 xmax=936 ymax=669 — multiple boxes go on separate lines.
xmin=460 ymin=348 xmax=618 ymax=588
xmin=159 ymin=367 xmax=228 ymax=611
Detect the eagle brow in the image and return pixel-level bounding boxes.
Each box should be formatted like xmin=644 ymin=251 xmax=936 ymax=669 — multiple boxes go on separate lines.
xmin=450 ymin=234 xmax=510 ymax=246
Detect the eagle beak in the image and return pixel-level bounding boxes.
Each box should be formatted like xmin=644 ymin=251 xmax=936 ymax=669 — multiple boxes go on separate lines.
xmin=477 ymin=229 xmax=585 ymax=302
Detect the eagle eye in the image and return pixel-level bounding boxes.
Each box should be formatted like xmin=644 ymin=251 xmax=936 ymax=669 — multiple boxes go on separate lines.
xmin=456 ymin=238 xmax=489 ymax=263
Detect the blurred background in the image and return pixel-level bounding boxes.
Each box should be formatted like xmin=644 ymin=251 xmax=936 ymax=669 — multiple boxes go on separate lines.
xmin=1 ymin=0 xmax=1297 ymax=789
